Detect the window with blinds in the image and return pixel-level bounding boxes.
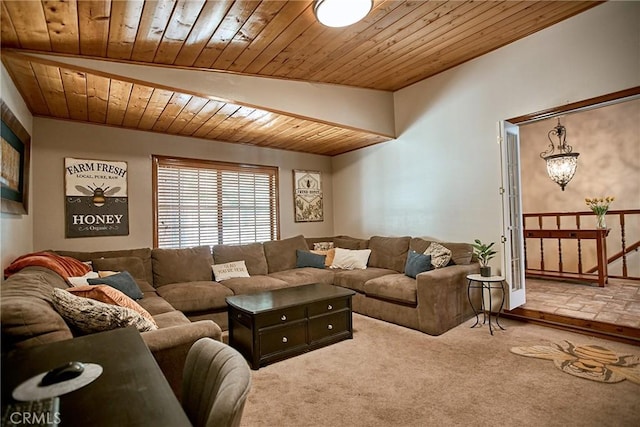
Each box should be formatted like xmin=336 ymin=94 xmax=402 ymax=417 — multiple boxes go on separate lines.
xmin=153 ymin=156 xmax=279 ymax=248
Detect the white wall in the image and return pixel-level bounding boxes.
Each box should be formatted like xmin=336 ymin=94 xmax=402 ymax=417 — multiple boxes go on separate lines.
xmin=332 ymin=1 xmax=640 ymax=274
xmin=1 ymin=64 xmax=34 ymax=276
xmin=32 ymin=119 xmax=333 ymax=252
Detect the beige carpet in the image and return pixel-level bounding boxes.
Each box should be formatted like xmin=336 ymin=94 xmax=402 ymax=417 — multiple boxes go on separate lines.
xmin=240 ymin=314 xmax=640 ymax=427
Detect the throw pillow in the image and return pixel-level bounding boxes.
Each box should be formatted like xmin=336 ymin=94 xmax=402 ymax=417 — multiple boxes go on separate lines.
xmin=313 ymin=241 xmax=334 ymax=251
xmin=67 ymin=271 xmax=100 ymax=287
xmin=87 ymin=271 xmax=144 ymax=300
xmin=212 ymin=261 xmax=250 ymax=281
xmin=330 ymin=248 xmax=371 ymax=270
xmin=424 ymin=242 xmax=452 ymax=269
xmin=404 ymin=250 xmax=432 ymax=279
xmin=296 ymin=250 xmax=326 ymax=269
xmin=98 ymin=270 xmax=118 ymax=278
xmin=67 ymin=285 xmax=157 ymax=326
xmin=51 ymin=288 xmax=157 ymax=334
xmin=311 ymin=248 xmax=336 ymax=267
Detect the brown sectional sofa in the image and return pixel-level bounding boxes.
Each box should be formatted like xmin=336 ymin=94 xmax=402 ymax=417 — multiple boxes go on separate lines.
xmin=1 ymin=234 xmax=480 ymax=397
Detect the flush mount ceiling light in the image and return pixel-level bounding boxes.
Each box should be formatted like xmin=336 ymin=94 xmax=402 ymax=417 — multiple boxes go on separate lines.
xmin=540 ymin=118 xmax=579 ymax=191
xmin=313 ymin=0 xmax=373 ymax=28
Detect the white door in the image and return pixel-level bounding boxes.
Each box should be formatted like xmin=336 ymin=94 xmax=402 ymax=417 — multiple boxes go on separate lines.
xmin=499 ymin=121 xmax=526 ymax=309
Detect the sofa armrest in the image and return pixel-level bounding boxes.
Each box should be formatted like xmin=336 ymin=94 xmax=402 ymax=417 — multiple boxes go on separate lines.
xmin=141 ymin=320 xmax=222 ymax=400
xmin=415 ymin=263 xmax=480 ymax=335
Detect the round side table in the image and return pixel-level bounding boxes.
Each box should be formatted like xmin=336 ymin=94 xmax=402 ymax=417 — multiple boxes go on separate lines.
xmin=466 ymin=274 xmax=506 ymax=335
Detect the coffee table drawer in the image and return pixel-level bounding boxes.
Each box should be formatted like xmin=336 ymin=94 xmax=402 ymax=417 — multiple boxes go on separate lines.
xmin=260 ymin=322 xmax=307 ymax=357
xmin=256 ymin=305 xmax=306 ymax=328
xmin=309 ymin=311 xmax=349 ymax=343
xmin=308 ymin=297 xmax=349 ymax=317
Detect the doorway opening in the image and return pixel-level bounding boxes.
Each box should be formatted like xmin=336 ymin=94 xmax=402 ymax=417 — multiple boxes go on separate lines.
xmin=500 ymin=87 xmax=640 ymax=344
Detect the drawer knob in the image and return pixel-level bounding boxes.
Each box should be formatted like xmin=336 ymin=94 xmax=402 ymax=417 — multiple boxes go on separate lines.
xmin=281 ymin=314 xmax=287 ymax=321
xmin=327 ymin=304 xmax=333 ymax=310
xmin=327 ymin=324 xmax=333 ymax=330
xmin=282 ymin=337 xmax=288 ymax=343
xmin=237 ymin=314 xmax=242 ymax=319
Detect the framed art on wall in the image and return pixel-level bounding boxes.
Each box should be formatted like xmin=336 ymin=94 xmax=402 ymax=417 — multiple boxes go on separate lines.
xmin=293 ymin=169 xmax=323 ymax=222
xmin=1 ymin=100 xmax=31 ymax=215
xmin=65 ymin=157 xmax=129 ymax=237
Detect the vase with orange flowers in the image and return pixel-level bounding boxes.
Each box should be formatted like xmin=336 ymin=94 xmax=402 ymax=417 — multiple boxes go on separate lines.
xmin=585 ymin=196 xmax=614 ymax=229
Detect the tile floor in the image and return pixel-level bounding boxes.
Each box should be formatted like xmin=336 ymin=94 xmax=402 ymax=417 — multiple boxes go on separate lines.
xmin=521 ymin=277 xmax=640 ymax=329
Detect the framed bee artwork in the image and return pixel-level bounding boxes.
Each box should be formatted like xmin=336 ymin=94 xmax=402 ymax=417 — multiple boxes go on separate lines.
xmin=64 ymin=157 xmax=129 ymax=237
xmin=293 ymin=170 xmax=323 ymax=222
xmin=1 ymin=100 xmax=30 ymax=215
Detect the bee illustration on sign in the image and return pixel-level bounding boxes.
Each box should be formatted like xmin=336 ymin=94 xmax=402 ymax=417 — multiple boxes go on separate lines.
xmin=74 ymin=184 xmax=121 ymax=207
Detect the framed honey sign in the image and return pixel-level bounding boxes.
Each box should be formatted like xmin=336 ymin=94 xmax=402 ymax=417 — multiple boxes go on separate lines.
xmin=65 ymin=158 xmax=129 ymax=237
xmin=293 ymin=170 xmax=323 ymax=222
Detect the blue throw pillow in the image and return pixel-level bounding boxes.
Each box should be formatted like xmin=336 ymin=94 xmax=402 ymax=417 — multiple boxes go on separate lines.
xmin=87 ymin=271 xmax=144 ymax=300
xmin=404 ymin=250 xmax=432 ymax=279
xmin=296 ymin=249 xmax=326 ymax=269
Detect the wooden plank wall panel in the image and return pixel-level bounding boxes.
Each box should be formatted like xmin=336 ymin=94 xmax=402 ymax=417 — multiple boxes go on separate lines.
xmin=107 ymin=0 xmax=144 ymax=59
xmin=42 ymin=0 xmax=80 ymax=54
xmin=130 ymin=0 xmax=178 ymax=62
xmin=60 ymin=69 xmax=88 ymax=121
xmin=30 ymin=62 xmax=69 ymax=118
xmin=1 ymin=57 xmax=50 ymax=115
xmin=2 ymin=1 xmax=51 ymax=51
xmin=172 ymin=0 xmax=237 ymax=67
xmin=153 ymin=0 xmax=206 ymax=64
xmin=0 ymin=2 xmax=20 ymax=48
xmin=166 ymin=96 xmax=209 ymax=134
xmin=191 ymin=0 xmax=262 ymax=69
xmin=86 ymin=73 xmax=110 ymax=123
xmin=105 ymin=80 xmax=133 ymax=125
xmin=77 ymin=0 xmax=111 ymax=56
xmin=122 ymin=85 xmax=154 ymax=128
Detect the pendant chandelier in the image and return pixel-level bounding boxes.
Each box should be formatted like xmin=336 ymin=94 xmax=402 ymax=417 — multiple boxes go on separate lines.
xmin=313 ymin=0 xmax=373 ymax=28
xmin=540 ymin=118 xmax=579 ymax=191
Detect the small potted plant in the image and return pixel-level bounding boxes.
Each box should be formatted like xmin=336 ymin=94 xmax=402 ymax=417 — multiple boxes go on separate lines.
xmin=472 ymin=239 xmax=497 ymax=277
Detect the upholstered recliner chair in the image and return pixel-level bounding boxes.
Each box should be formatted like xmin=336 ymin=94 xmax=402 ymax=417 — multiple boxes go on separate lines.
xmin=182 ymin=338 xmax=252 ymax=427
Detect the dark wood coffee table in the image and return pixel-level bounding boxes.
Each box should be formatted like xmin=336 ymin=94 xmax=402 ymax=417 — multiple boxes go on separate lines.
xmin=226 ymin=283 xmax=356 ymax=369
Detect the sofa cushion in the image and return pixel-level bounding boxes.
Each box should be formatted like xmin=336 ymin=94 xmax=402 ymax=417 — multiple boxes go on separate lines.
xmin=55 ymin=248 xmax=154 ymax=286
xmin=263 ymin=235 xmax=309 ymax=273
xmin=152 ymin=246 xmax=213 ymax=287
xmin=0 ymin=267 xmax=73 ymax=348
xmin=220 ymin=275 xmax=290 ymax=295
xmin=155 ymin=281 xmax=233 ymax=313
xmin=136 ymin=294 xmax=176 ymax=316
xmin=91 ymin=256 xmax=147 ymax=281
xmin=212 ymin=242 xmax=268 ymax=276
xmin=410 ymin=239 xmax=474 ymax=265
xmin=334 ymin=236 xmax=368 ymax=250
xmin=333 ymin=268 xmax=397 ymax=293
xmin=367 ymin=236 xmax=410 ymax=272
xmin=364 ymin=274 xmax=418 ymax=305
xmin=67 ymin=285 xmax=156 ymax=325
xmin=310 ymin=248 xmax=335 ymax=267
xmin=442 ymin=242 xmax=474 ymax=265
xmin=330 ymin=248 xmax=371 ymax=270
xmin=152 ymin=310 xmax=192 ymax=328
xmin=269 ymin=268 xmax=335 ymax=287
xmin=404 ymin=250 xmax=432 ymax=279
xmin=51 ymin=288 xmax=157 ymax=333
xmin=212 ymin=261 xmax=250 ymax=281
xmin=424 ymin=242 xmax=452 ymax=268
xmin=296 ymin=250 xmax=326 ymax=269
xmin=87 ymin=271 xmax=144 ymax=300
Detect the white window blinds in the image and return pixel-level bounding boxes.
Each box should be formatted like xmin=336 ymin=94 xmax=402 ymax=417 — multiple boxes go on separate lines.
xmin=153 ymin=156 xmax=279 ymax=248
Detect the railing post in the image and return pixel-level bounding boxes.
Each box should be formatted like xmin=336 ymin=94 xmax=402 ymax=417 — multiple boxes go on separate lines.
xmin=576 ymin=214 xmax=583 ymax=274
xmin=620 ymin=212 xmax=627 ymax=277
xmin=556 ymin=215 xmax=563 ymax=273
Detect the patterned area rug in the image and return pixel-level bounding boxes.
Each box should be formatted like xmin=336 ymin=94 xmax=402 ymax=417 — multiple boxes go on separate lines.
xmin=511 ymin=341 xmax=640 ymax=385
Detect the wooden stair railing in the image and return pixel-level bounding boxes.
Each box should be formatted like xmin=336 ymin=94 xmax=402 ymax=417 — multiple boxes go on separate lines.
xmin=523 ymin=209 xmax=640 ymax=286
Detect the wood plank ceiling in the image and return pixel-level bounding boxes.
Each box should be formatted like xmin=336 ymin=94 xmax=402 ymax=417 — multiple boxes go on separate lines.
xmin=1 ymin=0 xmax=601 ymax=156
